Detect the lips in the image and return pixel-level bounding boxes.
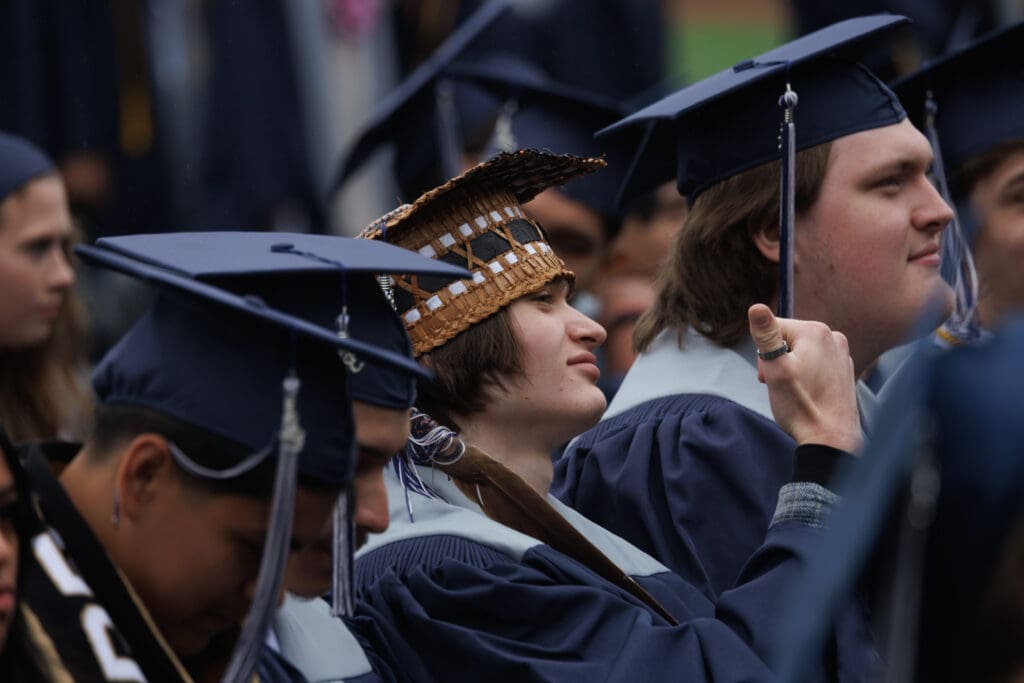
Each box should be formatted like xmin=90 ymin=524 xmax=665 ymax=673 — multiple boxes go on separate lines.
xmin=568 ymin=352 xmax=601 ymax=381
xmin=908 ymin=242 xmax=940 ymax=262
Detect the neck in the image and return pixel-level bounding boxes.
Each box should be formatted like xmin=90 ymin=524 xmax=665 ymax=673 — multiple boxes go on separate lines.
xmin=456 ymin=417 xmax=554 ymax=497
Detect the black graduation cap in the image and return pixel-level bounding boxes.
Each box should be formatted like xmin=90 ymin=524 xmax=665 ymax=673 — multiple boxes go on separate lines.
xmin=333 ymin=0 xmax=510 ymax=201
xmin=773 ymin=317 xmax=1024 ymax=682
xmin=0 ymin=130 xmax=55 ymax=201
xmin=893 ymin=20 xmax=1024 ymax=191
xmin=598 ymin=14 xmax=912 ymax=206
xmin=446 ymin=53 xmax=634 ymax=228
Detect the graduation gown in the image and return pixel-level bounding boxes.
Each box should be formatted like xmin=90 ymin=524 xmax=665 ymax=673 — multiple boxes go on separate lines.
xmin=272 ymin=594 xmax=382 ymax=682
xmin=349 ymin=445 xmax=868 ymax=682
xmin=553 ymin=328 xmax=878 ymax=598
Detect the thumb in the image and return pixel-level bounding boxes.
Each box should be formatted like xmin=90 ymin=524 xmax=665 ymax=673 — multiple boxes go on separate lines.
xmin=748 ymin=303 xmax=784 ymax=354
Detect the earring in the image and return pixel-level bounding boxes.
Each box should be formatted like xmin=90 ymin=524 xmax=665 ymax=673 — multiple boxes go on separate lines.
xmin=111 ymin=491 xmax=121 ymax=527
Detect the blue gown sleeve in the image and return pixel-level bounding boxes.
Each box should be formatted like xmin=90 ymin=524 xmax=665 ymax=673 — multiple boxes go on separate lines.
xmin=553 ymin=394 xmax=795 ymax=599
xmin=353 ymin=536 xmax=785 ymax=682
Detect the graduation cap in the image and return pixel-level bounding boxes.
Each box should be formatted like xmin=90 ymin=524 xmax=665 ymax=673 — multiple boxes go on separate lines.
xmin=891 ymin=22 xmax=1024 ymax=346
xmin=90 ymin=231 xmax=471 ymax=407
xmin=773 ymin=316 xmax=1024 ymax=682
xmin=0 ymin=130 xmax=55 ymax=201
xmin=893 ymin=21 xmax=1024 ymax=188
xmin=597 ymin=14 xmax=910 ymax=318
xmin=361 ymin=149 xmax=604 ymax=356
xmin=333 ymin=0 xmax=511 ymax=201
xmin=446 ymin=53 xmax=634 ymax=231
xmin=78 ymin=231 xmax=468 ymax=679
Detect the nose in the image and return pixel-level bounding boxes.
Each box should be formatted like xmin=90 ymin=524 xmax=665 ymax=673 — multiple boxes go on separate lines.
xmin=353 ymin=469 xmax=390 ymax=536
xmin=48 ymin=248 xmax=75 ymax=290
xmin=915 ymin=178 xmax=955 ymax=236
xmin=568 ymin=308 xmax=608 ymax=348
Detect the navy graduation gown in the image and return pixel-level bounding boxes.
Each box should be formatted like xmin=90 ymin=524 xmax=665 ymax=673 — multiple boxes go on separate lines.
xmin=349 ymin=460 xmax=868 ymax=682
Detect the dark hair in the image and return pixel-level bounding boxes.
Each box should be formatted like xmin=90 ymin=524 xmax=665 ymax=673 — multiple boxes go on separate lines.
xmin=0 ymin=176 xmax=92 ymax=442
xmin=414 ymin=307 xmax=522 ymax=430
xmin=950 ymin=138 xmax=1024 ymax=203
xmin=88 ymin=404 xmax=335 ymax=497
xmin=634 ymin=142 xmax=833 ymax=351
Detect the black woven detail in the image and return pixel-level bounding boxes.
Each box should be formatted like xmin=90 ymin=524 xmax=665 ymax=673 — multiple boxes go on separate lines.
xmin=394 ymin=219 xmax=543 ymax=312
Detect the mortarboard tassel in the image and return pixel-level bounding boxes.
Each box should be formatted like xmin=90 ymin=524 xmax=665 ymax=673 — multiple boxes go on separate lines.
xmin=221 ymin=367 xmax=305 ymax=683
xmin=922 ymin=92 xmax=982 ymax=347
xmin=777 ymin=77 xmax=798 ymax=319
xmin=331 ymin=490 xmax=356 ymax=617
xmin=392 ymin=410 xmax=466 ymax=521
xmin=486 ymin=98 xmax=520 ymax=156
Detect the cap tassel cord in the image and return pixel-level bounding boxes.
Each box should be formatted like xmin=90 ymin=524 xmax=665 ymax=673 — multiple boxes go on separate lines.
xmin=393 ymin=409 xmax=467 ymax=521
xmin=331 ymin=490 xmax=356 ymax=617
xmin=923 ymin=93 xmax=982 ymax=346
xmin=221 ymin=368 xmax=305 ymax=683
xmin=777 ymin=76 xmax=798 ymax=319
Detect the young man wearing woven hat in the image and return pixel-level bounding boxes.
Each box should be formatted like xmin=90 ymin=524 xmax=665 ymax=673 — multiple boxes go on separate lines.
xmin=339 ymin=148 xmax=871 ymax=681
xmin=553 ymin=15 xmax=954 ymax=604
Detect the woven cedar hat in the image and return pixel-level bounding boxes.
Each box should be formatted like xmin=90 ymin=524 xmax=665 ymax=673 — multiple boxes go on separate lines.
xmin=361 ymin=149 xmax=604 ymax=356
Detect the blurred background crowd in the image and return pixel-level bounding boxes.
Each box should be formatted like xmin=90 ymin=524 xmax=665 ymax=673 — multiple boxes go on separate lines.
xmin=3 ymin=0 xmax=1022 ymax=393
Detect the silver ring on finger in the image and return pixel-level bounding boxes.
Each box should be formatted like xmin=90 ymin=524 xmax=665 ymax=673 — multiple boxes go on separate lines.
xmin=756 ymin=340 xmax=790 ymax=361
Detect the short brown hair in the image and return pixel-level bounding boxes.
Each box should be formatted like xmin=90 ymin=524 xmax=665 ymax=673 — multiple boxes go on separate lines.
xmin=414 ymin=307 xmax=522 ymax=430
xmin=634 ymin=142 xmax=833 ymax=351
xmin=950 ymin=138 xmax=1024 ymax=202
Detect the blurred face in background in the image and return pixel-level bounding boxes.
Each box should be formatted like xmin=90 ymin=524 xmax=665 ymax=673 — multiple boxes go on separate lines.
xmin=525 ymin=189 xmax=607 ymax=294
xmin=967 ymin=146 xmax=1024 ymax=328
xmin=0 ymin=174 xmax=75 ymax=349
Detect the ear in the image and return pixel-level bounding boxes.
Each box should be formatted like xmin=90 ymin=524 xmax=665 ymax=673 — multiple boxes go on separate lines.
xmin=751 ymin=219 xmax=781 ymax=264
xmin=115 ymin=434 xmax=176 ymax=523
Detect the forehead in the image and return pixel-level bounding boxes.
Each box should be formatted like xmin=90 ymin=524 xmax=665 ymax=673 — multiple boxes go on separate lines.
xmin=825 ymin=119 xmax=933 ymax=177
xmin=0 ymin=176 xmax=71 ymax=235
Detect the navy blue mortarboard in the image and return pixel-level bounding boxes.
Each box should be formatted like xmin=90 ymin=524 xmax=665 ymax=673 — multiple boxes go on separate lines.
xmin=774 ymin=317 xmax=1024 ymax=682
xmin=88 ymin=232 xmax=472 ymax=410
xmin=600 ymin=14 xmax=910 ymax=205
xmin=894 ymin=21 xmax=1024 ymax=185
xmin=446 ymin=54 xmax=634 ymax=229
xmin=0 ymin=131 xmax=56 ymax=201
xmin=333 ymin=0 xmax=510 ymax=201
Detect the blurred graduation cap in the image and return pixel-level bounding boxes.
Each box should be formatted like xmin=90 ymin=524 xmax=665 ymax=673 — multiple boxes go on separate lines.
xmin=446 ymin=53 xmax=634 ymax=231
xmin=600 ymin=14 xmax=911 ymax=206
xmin=893 ymin=21 xmax=1024 ymax=187
xmin=773 ymin=317 xmax=1024 ymax=682
xmin=891 ymin=22 xmax=1024 ymax=346
xmin=333 ymin=0 xmax=511 ymax=201
xmin=77 ymin=231 xmax=468 ymax=680
xmin=0 ymin=130 xmax=55 ymax=201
